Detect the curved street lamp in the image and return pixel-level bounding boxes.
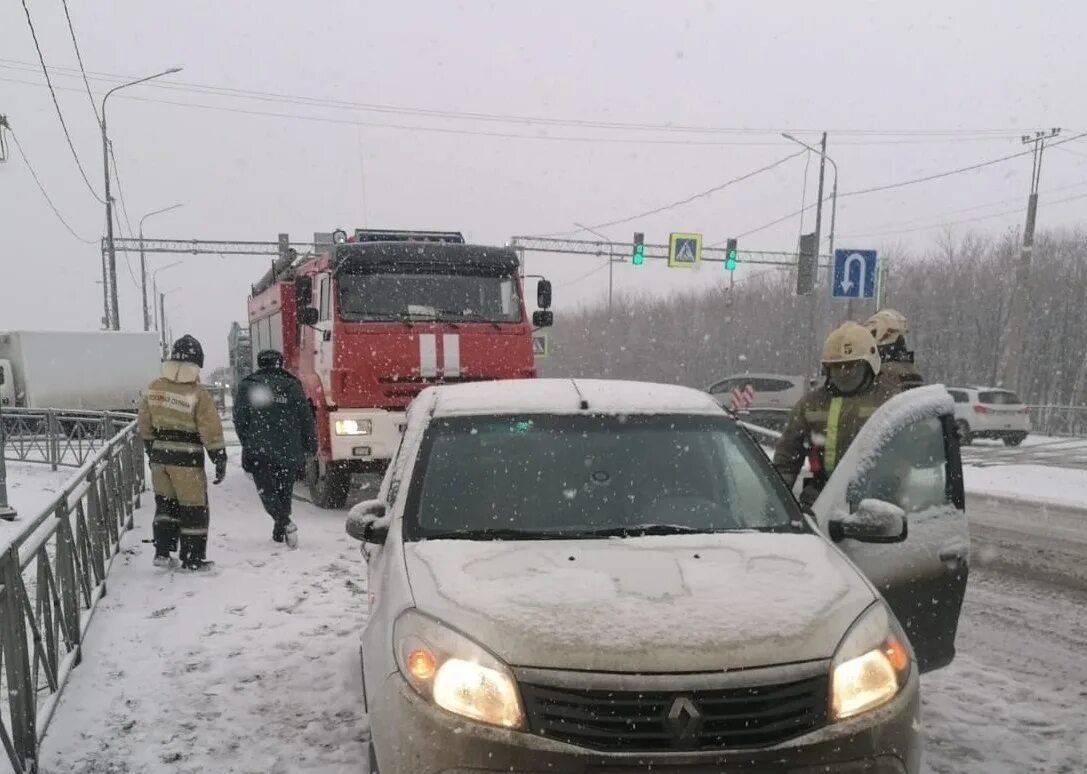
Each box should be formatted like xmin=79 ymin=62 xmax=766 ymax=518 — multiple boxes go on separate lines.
xmin=139 ymin=204 xmax=184 ymax=330
xmin=101 ymin=67 xmax=183 ymax=330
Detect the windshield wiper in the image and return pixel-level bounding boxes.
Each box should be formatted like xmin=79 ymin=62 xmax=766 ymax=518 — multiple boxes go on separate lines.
xmin=567 ymin=524 xmax=707 ymax=538
xmin=351 ymin=311 xmax=415 ymax=326
xmin=435 ymin=309 xmax=503 ymax=330
xmin=421 ymin=527 xmax=570 ymax=541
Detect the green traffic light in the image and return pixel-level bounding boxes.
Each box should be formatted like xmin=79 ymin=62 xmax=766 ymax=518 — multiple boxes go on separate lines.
xmin=632 ymin=244 xmax=645 ymax=265
xmin=725 ymin=249 xmax=737 ymax=271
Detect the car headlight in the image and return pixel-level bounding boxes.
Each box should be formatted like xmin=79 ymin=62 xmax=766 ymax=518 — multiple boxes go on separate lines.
xmin=393 ymin=609 xmax=525 ymax=730
xmin=334 ymin=419 xmax=372 ymax=436
xmin=830 ymin=602 xmax=912 ymax=721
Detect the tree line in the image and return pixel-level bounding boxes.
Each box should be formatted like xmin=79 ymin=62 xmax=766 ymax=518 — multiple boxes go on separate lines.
xmin=540 ymin=228 xmax=1087 ymax=408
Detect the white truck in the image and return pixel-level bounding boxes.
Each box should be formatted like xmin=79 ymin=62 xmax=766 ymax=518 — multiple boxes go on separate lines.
xmin=0 ymin=331 xmax=161 ymax=412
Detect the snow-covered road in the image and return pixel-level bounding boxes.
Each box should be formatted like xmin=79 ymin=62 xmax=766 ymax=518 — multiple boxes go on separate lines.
xmin=922 ymin=569 xmax=1087 ymax=773
xmin=32 ymin=462 xmax=1087 ymax=773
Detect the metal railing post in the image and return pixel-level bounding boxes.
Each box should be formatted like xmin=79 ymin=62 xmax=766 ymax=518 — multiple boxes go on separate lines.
xmin=48 ymin=410 xmax=60 ymax=472
xmin=1 ymin=548 xmax=37 ymax=772
xmin=0 ymin=407 xmax=146 ymax=770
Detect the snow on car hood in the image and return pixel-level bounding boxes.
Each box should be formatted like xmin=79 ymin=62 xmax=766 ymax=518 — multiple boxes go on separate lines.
xmin=404 ymin=532 xmax=875 ymax=672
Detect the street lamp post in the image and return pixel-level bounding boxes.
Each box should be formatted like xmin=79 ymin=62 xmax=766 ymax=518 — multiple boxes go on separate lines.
xmin=139 ymin=204 xmax=184 ymax=331
xmin=151 ymin=261 xmax=183 ymax=332
xmin=159 ymin=288 xmax=180 ymax=357
xmin=574 ymin=222 xmax=616 ymax=315
xmin=101 ymin=67 xmax=182 ymax=330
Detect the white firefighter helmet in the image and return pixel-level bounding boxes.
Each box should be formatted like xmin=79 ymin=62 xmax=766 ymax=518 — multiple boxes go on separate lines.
xmin=821 ymin=322 xmax=882 ymax=376
xmin=865 ymin=308 xmax=908 ymax=346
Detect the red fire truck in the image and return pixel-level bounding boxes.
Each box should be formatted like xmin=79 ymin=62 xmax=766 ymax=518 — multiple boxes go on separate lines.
xmin=247 ymin=228 xmax=553 ymax=508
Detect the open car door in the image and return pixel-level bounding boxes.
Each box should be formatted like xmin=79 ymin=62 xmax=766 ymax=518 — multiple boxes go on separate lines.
xmin=812 ymin=385 xmax=969 ymax=672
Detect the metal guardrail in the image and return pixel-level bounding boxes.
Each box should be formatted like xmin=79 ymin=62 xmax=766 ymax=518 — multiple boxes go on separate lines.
xmin=1 ymin=409 xmax=135 ymax=470
xmin=0 ymin=409 xmax=145 ymax=773
xmin=1026 ymin=405 xmax=1087 ymax=438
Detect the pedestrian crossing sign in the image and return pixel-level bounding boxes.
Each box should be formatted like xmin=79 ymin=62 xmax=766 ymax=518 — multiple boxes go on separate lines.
xmin=532 ymin=333 xmax=549 ymax=358
xmin=668 ymin=232 xmax=702 ymax=268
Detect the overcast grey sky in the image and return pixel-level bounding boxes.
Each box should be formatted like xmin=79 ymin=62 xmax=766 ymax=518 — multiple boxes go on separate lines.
xmin=3 ymin=0 xmax=1087 ymax=367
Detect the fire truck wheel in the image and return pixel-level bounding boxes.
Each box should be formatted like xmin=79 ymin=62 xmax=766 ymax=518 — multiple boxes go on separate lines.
xmin=307 ymin=458 xmax=351 ymax=509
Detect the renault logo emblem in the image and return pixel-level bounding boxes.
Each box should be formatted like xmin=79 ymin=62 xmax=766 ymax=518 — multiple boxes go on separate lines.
xmin=666 ymin=696 xmax=703 ymax=743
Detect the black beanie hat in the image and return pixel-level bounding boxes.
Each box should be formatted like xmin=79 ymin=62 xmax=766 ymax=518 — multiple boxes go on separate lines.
xmin=170 ymin=334 xmax=204 ymax=368
xmin=257 ymin=349 xmax=284 ymax=369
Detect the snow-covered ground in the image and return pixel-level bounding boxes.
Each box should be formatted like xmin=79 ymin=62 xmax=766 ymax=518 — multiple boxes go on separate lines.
xmin=0 ymin=462 xmax=73 ymax=547
xmin=964 ymin=464 xmax=1087 ymax=508
xmin=26 ymin=453 xmax=1087 ymax=773
xmin=38 ymin=451 xmax=370 ymax=774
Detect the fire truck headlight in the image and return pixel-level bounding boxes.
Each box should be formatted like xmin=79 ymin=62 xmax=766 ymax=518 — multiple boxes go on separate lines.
xmin=335 ymin=419 xmax=372 ymax=436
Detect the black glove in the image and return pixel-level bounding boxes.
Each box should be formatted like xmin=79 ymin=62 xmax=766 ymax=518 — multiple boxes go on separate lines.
xmin=210 ymin=449 xmax=228 ymax=485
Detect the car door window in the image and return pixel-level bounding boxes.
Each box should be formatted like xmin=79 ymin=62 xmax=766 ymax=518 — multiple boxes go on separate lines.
xmin=847 ymin=416 xmax=957 ymax=516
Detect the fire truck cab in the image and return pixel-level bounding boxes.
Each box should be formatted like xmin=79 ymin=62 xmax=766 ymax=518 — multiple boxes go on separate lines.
xmin=247 ymin=228 xmax=552 ymax=508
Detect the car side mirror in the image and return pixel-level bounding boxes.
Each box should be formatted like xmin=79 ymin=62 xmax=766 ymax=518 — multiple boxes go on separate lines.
xmin=829 ymin=499 xmax=907 ymax=543
xmin=346 ymin=499 xmax=388 ymax=544
xmin=536 ymin=279 xmax=552 ymax=310
xmin=532 ymin=310 xmax=554 ymax=328
xmin=299 ymin=306 xmax=320 ymax=327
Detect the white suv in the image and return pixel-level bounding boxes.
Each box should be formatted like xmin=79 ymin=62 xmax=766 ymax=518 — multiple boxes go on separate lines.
xmin=946 ymin=386 xmax=1031 ymax=446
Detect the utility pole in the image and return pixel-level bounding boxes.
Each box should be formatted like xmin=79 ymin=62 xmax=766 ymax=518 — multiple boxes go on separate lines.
xmin=1000 ymin=128 xmax=1060 ymax=392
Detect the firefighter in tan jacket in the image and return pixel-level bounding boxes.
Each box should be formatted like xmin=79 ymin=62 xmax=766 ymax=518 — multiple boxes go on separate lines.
xmin=138 ymin=335 xmax=227 ymax=571
xmin=773 ymin=323 xmax=898 ymax=507
xmin=864 ymin=309 xmax=923 ymax=392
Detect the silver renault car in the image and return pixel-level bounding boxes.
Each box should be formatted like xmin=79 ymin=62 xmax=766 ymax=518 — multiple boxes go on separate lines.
xmin=348 ymin=380 xmax=968 ymax=773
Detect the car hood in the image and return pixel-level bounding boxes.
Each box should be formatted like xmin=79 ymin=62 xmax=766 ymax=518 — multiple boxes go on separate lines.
xmin=403 ymin=532 xmax=875 ymax=672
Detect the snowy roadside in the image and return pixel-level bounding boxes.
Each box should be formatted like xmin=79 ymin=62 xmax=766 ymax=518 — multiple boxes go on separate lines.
xmin=964 ymin=464 xmax=1087 ymax=509
xmin=38 ymin=452 xmax=371 ymax=774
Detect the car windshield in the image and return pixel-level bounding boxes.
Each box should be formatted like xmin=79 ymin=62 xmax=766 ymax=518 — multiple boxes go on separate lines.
xmin=404 ymin=414 xmax=799 ymax=540
xmin=338 ymin=270 xmax=522 ymax=323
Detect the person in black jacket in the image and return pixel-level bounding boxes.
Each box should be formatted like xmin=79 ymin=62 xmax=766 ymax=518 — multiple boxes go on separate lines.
xmin=233 ymin=350 xmax=317 ymax=547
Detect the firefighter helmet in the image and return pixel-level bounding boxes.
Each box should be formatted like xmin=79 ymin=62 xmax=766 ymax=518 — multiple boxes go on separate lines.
xmin=821 ymin=322 xmax=881 ymax=376
xmin=865 ymin=308 xmax=908 ymax=346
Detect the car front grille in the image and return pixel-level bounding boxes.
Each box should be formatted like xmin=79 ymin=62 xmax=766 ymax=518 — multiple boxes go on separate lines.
xmin=520 ymin=675 xmax=827 ymax=752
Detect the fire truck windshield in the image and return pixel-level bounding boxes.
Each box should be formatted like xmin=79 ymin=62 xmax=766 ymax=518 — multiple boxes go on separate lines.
xmin=337 ymin=270 xmax=523 ymax=324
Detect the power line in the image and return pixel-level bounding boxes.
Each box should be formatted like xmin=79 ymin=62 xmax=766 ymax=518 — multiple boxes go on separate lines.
xmin=7 ymin=125 xmax=96 ymax=244
xmin=838 ymin=179 xmax=1087 ymax=238
xmin=17 ymin=0 xmax=104 ymax=204
xmin=840 ymin=191 xmax=1087 ymax=239
xmin=0 ymin=58 xmax=1045 ymax=141
xmin=541 ymin=150 xmax=807 ymax=238
xmin=722 ymin=131 xmax=1087 ymax=243
xmin=108 ymin=145 xmax=135 ymax=235
xmin=58 ymin=0 xmax=100 ymax=124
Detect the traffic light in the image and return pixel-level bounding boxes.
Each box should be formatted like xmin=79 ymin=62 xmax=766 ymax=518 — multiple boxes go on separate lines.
xmin=725 ymin=238 xmax=738 ymax=271
xmin=632 ymin=232 xmax=645 ymax=265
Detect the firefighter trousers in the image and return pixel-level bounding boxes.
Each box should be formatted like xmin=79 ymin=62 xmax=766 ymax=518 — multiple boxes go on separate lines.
xmin=249 ymin=457 xmax=295 ymax=526
xmin=151 ymin=464 xmax=210 ymax=560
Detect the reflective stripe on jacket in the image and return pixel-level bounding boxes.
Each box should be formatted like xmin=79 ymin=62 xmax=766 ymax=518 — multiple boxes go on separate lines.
xmin=138 ymin=361 xmax=225 ymax=467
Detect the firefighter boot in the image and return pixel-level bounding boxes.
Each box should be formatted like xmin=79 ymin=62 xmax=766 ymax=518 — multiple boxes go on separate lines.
xmin=180 ymin=535 xmax=215 ymax=572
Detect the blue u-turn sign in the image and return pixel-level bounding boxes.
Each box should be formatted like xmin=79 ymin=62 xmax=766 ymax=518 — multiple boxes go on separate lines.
xmin=832 ymin=250 xmax=877 ymax=299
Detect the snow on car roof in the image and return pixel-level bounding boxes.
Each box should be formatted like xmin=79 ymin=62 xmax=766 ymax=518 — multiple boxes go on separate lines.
xmin=428 ymin=378 xmax=725 ymax=417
